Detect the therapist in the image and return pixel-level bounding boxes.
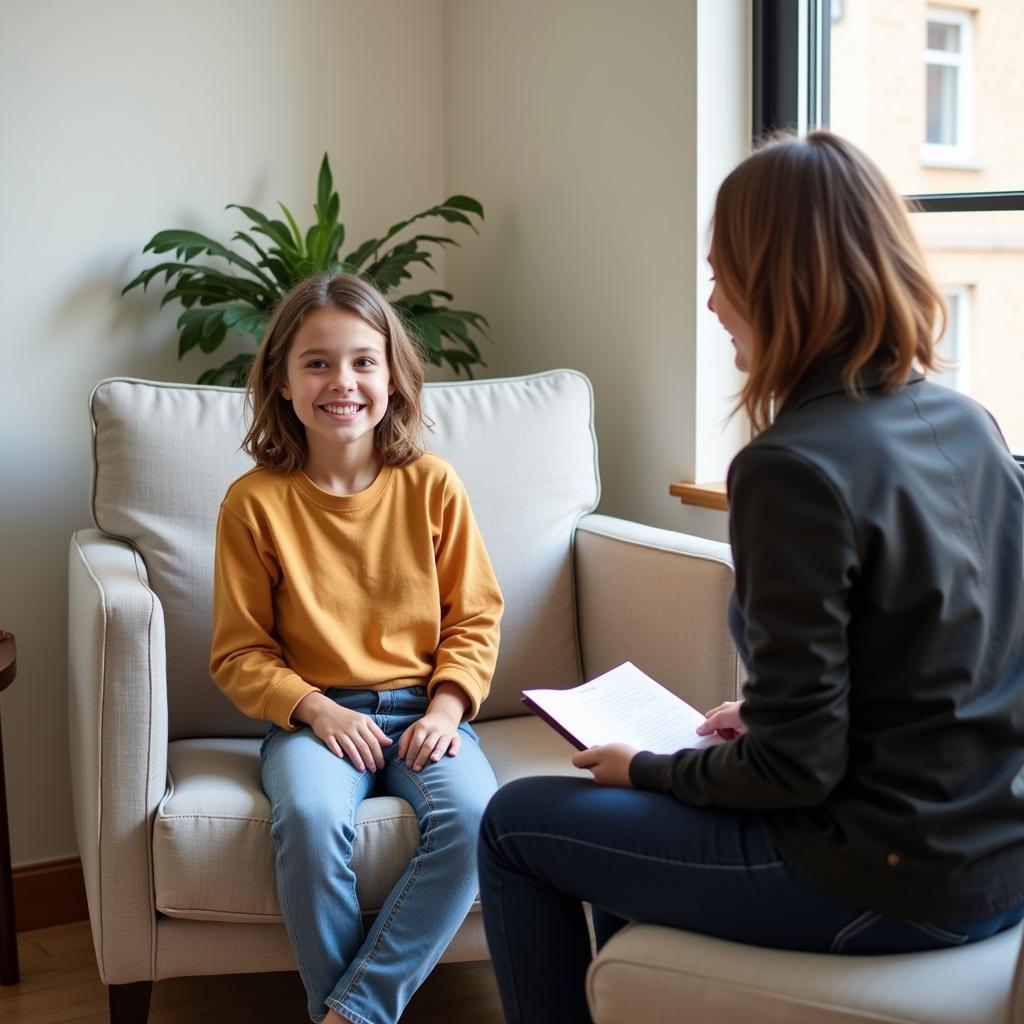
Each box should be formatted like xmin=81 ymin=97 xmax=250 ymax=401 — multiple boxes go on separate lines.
xmin=476 ymin=130 xmax=1024 ymax=1024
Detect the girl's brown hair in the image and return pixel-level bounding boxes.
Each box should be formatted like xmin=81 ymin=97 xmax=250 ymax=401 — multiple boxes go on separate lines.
xmin=242 ymin=272 xmax=426 ymax=471
xmin=710 ymin=130 xmax=946 ymax=431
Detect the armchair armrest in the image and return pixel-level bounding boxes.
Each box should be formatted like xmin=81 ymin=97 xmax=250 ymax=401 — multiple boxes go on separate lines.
xmin=574 ymin=514 xmax=742 ymax=712
xmin=68 ymin=529 xmax=168 ymax=984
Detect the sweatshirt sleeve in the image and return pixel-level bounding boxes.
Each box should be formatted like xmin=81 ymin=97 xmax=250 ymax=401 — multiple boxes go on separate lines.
xmin=428 ymin=473 xmax=504 ymax=719
xmin=209 ymin=503 xmax=318 ymax=729
xmin=630 ymin=445 xmax=858 ymax=808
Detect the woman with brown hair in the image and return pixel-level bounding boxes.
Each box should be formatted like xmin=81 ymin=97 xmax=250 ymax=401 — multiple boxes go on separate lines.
xmin=478 ymin=131 xmax=1024 ymax=1024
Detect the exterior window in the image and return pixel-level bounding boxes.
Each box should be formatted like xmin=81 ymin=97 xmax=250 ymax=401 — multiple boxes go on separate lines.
xmin=932 ymin=285 xmax=971 ymax=392
xmin=922 ymin=7 xmax=974 ymax=166
xmin=755 ymin=0 xmax=1023 ymax=459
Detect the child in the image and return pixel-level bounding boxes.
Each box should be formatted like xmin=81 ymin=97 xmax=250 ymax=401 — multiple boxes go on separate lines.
xmin=210 ymin=271 xmax=503 ymax=1024
xmin=478 ymin=131 xmax=1024 ymax=1023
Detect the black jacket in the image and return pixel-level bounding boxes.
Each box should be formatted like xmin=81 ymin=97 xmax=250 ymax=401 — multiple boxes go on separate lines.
xmin=631 ymin=356 xmax=1024 ymax=920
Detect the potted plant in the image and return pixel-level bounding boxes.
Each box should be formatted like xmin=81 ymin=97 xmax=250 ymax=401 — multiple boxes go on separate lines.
xmin=124 ymin=155 xmax=490 ymax=385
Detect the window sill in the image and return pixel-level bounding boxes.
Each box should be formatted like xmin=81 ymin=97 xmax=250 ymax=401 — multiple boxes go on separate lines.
xmin=919 ymin=150 xmax=984 ymax=171
xmin=668 ymin=481 xmax=729 ymax=512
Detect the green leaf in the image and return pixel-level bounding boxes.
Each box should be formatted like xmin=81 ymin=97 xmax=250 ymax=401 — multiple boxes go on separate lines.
xmin=411 ymin=313 xmax=443 ymax=353
xmin=278 ymin=202 xmax=305 ymax=252
xmin=343 ymin=237 xmax=381 ymax=270
xmin=227 ymin=204 xmax=297 ymax=254
xmin=221 ymin=305 xmax=270 ymax=336
xmin=197 ymin=352 xmax=255 ymax=387
xmin=435 ymin=209 xmax=476 ymax=230
xmin=439 ymin=348 xmax=481 ymax=378
xmin=393 ymin=289 xmax=455 ymax=309
xmin=232 ymin=230 xmax=270 ymax=261
xmin=316 ymin=153 xmax=332 ymax=220
xmin=325 ymin=223 xmax=344 ymax=263
xmin=260 ymin=255 xmax=297 ymax=290
xmin=365 ymin=241 xmax=434 ymax=291
xmin=443 ymin=195 xmax=484 ymax=217
xmin=305 ymin=223 xmax=321 ymax=260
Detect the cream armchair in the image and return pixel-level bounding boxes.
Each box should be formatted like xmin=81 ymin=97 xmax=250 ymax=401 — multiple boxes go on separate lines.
xmin=68 ymin=371 xmax=742 ymax=1023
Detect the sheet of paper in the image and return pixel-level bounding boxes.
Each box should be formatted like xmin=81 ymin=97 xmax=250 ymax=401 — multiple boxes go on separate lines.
xmin=522 ymin=661 xmax=724 ymax=754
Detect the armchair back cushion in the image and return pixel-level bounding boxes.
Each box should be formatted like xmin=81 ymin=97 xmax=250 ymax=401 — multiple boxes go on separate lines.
xmin=90 ymin=372 xmax=600 ymax=739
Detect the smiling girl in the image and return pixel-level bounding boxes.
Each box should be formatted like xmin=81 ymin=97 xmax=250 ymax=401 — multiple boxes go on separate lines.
xmin=210 ymin=271 xmax=503 ymax=1024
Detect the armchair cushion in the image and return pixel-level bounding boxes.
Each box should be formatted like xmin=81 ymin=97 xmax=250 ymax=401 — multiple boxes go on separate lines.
xmin=152 ymin=718 xmax=587 ymax=924
xmin=587 ymin=921 xmax=1024 ymax=1024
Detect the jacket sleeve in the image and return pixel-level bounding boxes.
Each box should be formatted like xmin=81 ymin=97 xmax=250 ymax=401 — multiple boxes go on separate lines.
xmin=428 ymin=473 xmax=504 ymax=719
xmin=630 ymin=445 xmax=859 ymax=808
xmin=209 ymin=504 xmax=318 ymax=729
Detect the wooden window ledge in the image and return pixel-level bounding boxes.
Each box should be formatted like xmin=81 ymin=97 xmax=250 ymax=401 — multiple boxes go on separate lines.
xmin=669 ymin=481 xmax=729 ymax=512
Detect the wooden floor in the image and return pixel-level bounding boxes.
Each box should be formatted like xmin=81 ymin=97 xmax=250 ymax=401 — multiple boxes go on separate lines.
xmin=1 ymin=921 xmax=505 ymax=1023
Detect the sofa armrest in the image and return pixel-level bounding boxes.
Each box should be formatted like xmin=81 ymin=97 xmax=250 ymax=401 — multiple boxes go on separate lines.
xmin=574 ymin=514 xmax=742 ymax=712
xmin=68 ymin=529 xmax=168 ymax=984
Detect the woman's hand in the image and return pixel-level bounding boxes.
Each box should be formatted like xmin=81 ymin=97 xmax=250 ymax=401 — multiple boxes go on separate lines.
xmin=572 ymin=743 xmax=639 ymax=788
xmin=696 ymin=699 xmax=748 ymax=741
xmin=398 ymin=683 xmax=469 ymax=771
xmin=293 ymin=692 xmax=392 ymax=771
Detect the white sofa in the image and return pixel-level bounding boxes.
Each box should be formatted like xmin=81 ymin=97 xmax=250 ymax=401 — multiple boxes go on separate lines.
xmin=68 ymin=371 xmax=1024 ymax=1024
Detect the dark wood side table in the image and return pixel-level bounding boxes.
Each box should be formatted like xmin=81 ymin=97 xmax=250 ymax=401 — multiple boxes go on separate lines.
xmin=0 ymin=630 xmax=18 ymax=984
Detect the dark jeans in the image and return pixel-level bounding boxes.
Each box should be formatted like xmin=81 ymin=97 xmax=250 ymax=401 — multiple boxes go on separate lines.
xmin=478 ymin=776 xmax=1024 ymax=1024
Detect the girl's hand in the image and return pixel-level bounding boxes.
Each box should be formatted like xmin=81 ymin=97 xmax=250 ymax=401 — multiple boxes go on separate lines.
xmin=696 ymin=699 xmax=748 ymax=740
xmin=293 ymin=692 xmax=391 ymax=771
xmin=397 ymin=682 xmax=470 ymax=772
xmin=572 ymin=743 xmax=638 ymax=788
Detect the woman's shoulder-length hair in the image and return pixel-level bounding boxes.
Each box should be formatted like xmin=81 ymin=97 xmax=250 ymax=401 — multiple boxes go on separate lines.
xmin=710 ymin=130 xmax=946 ymax=431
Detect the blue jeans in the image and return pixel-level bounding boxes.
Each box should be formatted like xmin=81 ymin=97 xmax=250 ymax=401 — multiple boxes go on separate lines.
xmin=478 ymin=776 xmax=1024 ymax=1024
xmin=261 ymin=686 xmax=497 ymax=1024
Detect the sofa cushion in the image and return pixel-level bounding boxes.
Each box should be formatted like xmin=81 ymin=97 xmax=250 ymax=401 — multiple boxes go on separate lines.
xmin=586 ymin=921 xmax=1024 ymax=1024
xmin=153 ymin=716 xmax=587 ymax=923
xmin=90 ymin=371 xmax=599 ymax=738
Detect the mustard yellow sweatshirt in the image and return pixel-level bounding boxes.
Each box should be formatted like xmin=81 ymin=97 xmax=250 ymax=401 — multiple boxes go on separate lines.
xmin=210 ymin=454 xmax=503 ymax=729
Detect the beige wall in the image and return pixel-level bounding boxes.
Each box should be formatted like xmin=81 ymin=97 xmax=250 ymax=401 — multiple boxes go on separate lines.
xmin=0 ymin=0 xmax=747 ymax=867
xmin=0 ymin=0 xmax=445 ymax=865
xmin=443 ymin=0 xmax=746 ymax=537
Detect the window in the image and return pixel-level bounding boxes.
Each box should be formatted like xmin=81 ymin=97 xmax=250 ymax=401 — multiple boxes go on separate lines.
xmin=754 ymin=0 xmax=1024 ymax=460
xmin=932 ymin=285 xmax=972 ymax=391
xmin=922 ymin=7 xmax=975 ymax=167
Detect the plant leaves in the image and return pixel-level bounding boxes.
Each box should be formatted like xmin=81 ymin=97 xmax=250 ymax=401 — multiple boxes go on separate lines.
xmin=197 ymin=352 xmax=255 ymax=387
xmin=365 ymin=241 xmax=434 ymax=291
xmin=342 ymin=194 xmax=484 ymax=268
xmin=439 ymin=348 xmax=482 ymax=378
xmin=127 ymin=158 xmax=488 ymax=383
xmin=221 ymin=305 xmax=270 ymax=336
xmin=141 ymin=229 xmax=276 ymax=288
xmin=393 ymin=289 xmax=455 ymax=309
xmin=227 ymin=204 xmax=298 ymax=255
xmin=343 ymin=237 xmax=381 ymax=270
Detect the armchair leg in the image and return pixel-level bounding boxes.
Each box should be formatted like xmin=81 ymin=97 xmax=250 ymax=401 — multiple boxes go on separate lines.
xmin=109 ymin=980 xmax=153 ymax=1024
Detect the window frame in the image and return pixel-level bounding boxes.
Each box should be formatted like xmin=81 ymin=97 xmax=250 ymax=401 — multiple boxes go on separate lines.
xmin=921 ymin=6 xmax=975 ymax=168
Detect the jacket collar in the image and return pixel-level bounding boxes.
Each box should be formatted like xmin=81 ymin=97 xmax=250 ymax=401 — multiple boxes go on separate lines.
xmin=777 ymin=351 xmax=924 ymax=418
